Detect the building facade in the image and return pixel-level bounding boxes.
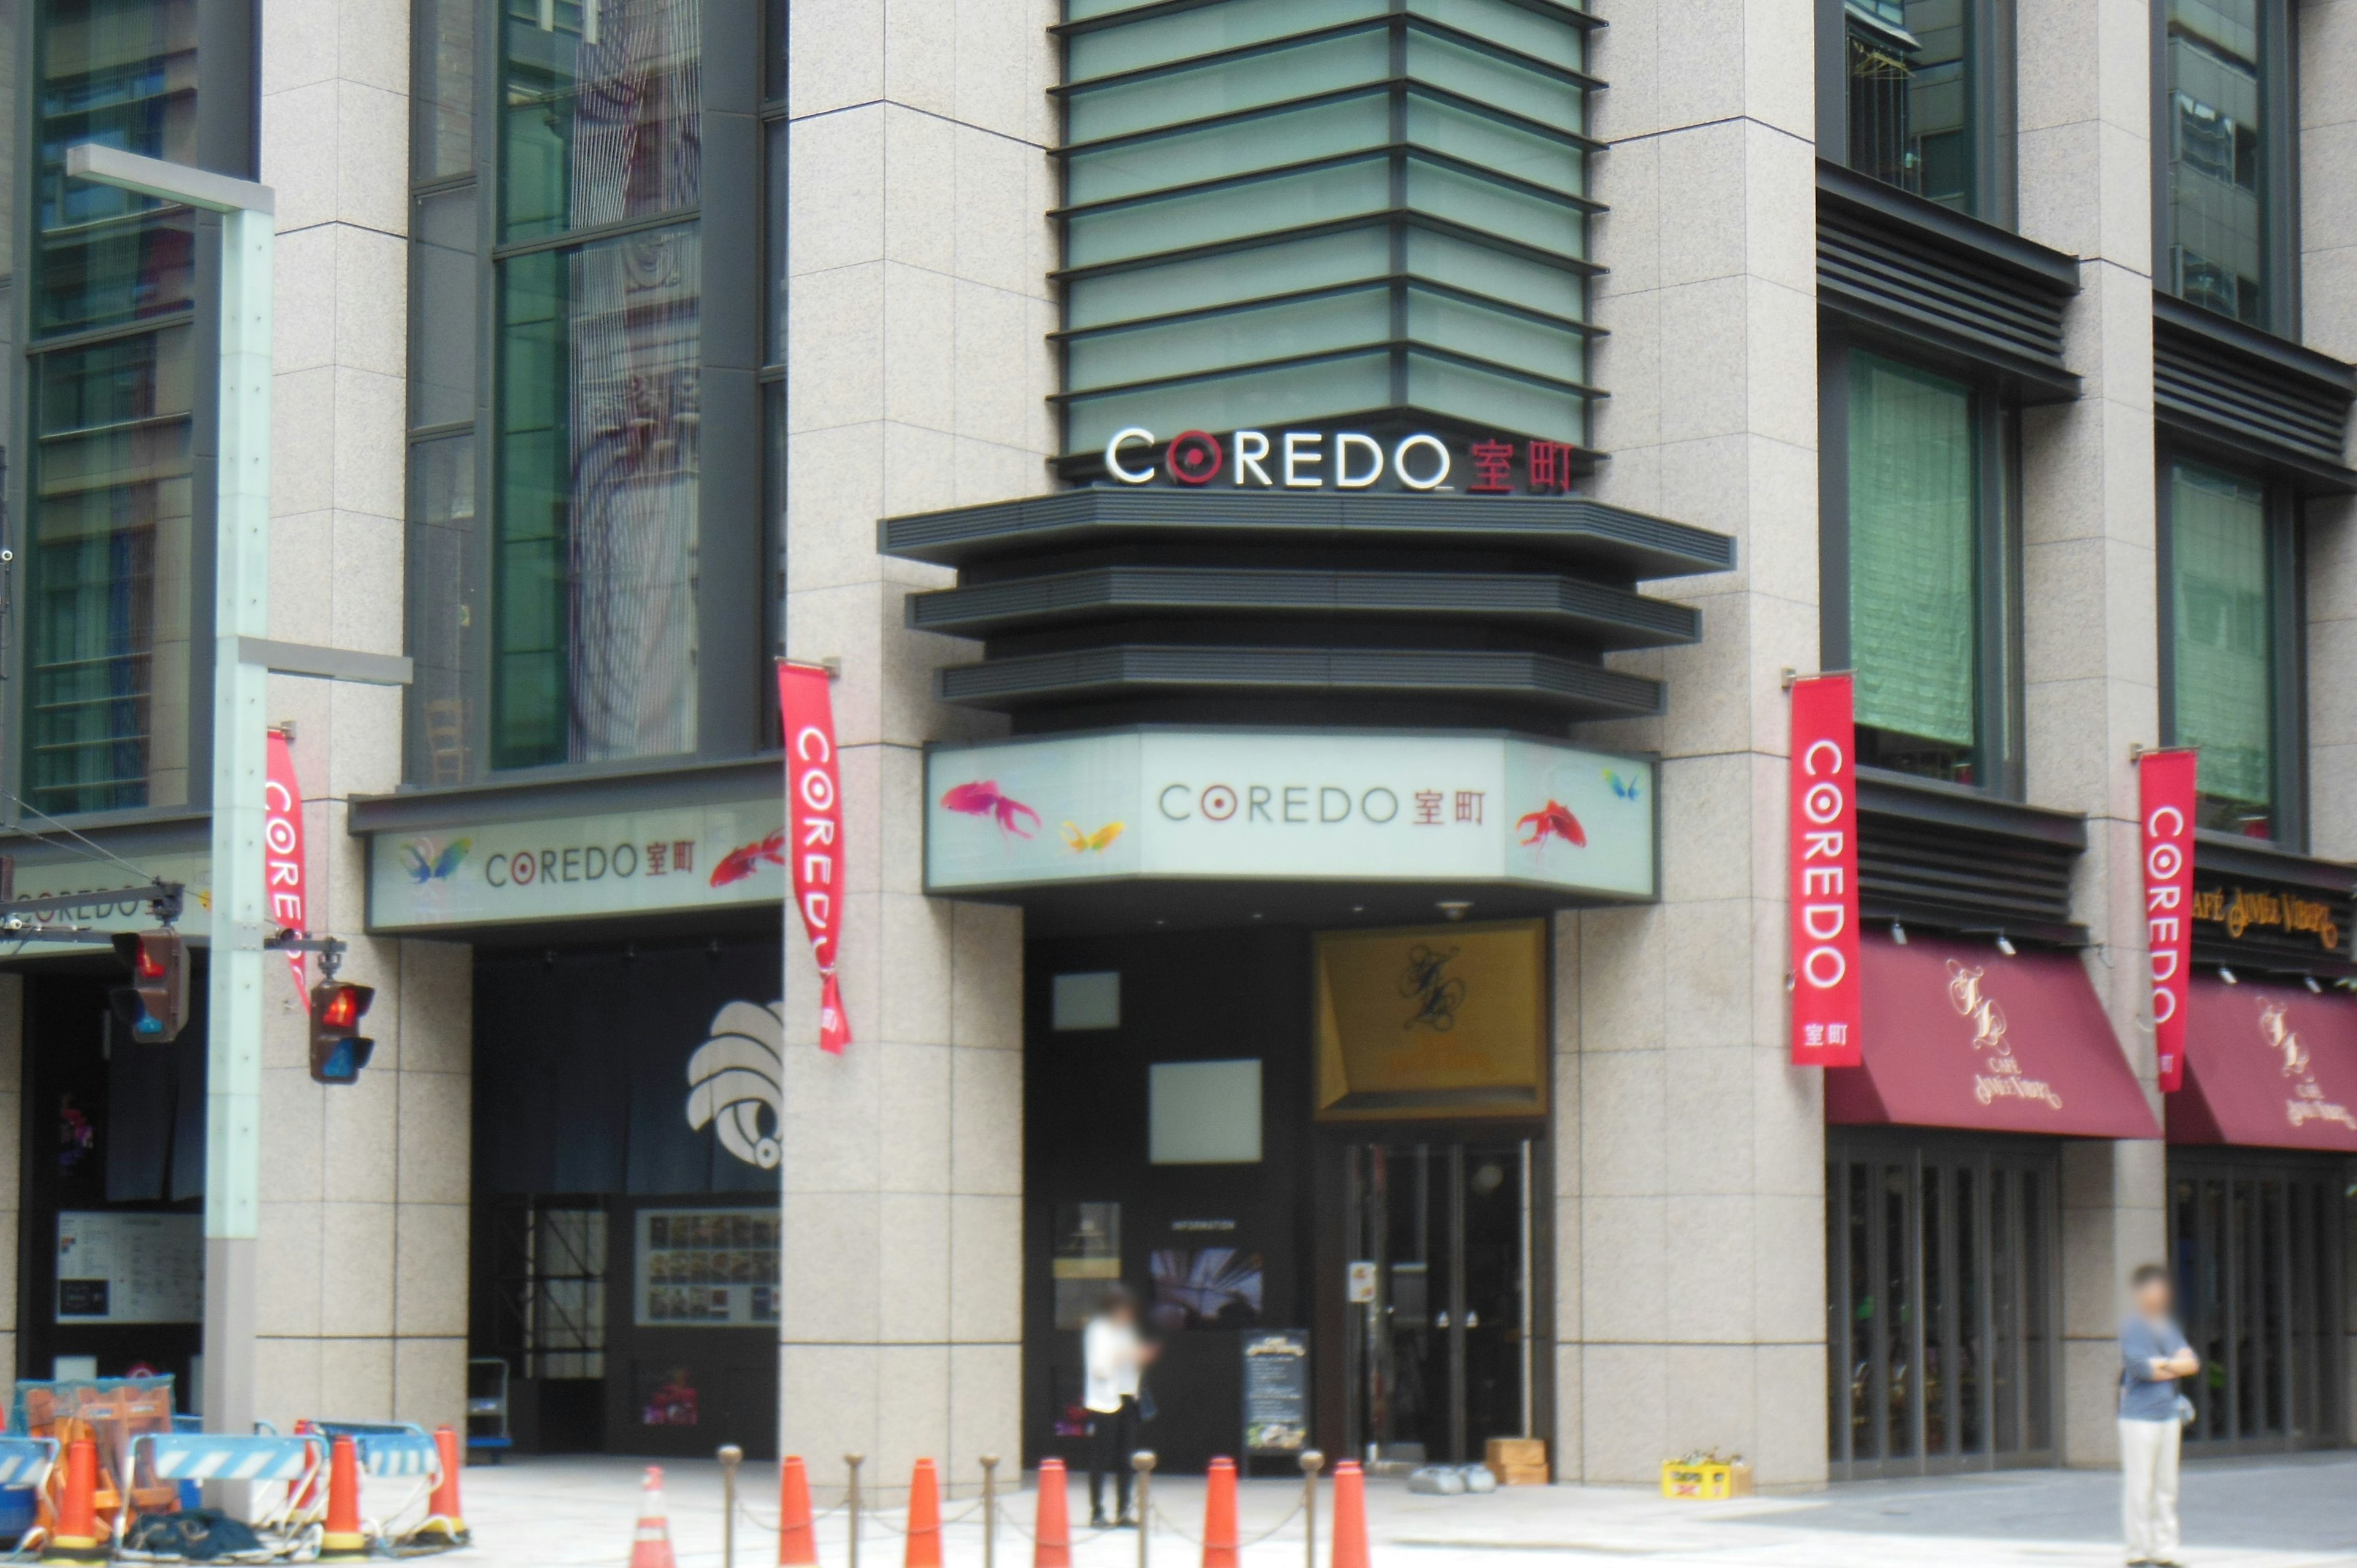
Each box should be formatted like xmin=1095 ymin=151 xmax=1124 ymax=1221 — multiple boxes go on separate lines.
xmin=0 ymin=0 xmax=2343 ymax=1493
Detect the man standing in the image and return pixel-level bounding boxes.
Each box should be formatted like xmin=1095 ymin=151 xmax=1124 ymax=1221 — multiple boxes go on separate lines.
xmin=2119 ymin=1262 xmax=2200 ymax=1566
xmin=1083 ymin=1286 xmax=1155 ymax=1528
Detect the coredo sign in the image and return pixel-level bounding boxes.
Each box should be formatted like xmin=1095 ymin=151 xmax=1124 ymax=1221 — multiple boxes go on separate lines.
xmin=2140 ymin=748 xmax=2197 ymax=1092
xmin=1101 ymin=426 xmax=1585 ymax=494
xmin=263 ymin=728 xmax=308 ymax=1003
xmin=778 ymin=662 xmax=852 ymax=1055
xmin=1789 ymin=675 xmax=1862 ymax=1068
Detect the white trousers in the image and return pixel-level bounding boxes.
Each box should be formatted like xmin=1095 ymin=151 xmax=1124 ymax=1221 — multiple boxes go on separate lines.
xmin=2119 ymin=1417 xmax=2181 ymax=1562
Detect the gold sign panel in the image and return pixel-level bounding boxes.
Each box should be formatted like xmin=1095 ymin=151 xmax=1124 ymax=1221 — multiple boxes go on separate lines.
xmin=1314 ymin=919 xmax=1549 ymax=1121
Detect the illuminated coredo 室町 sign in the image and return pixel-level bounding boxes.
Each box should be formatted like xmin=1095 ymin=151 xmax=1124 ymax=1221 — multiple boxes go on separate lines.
xmin=1101 ymin=426 xmax=1586 ymax=495
xmin=925 ymin=728 xmax=1656 ymax=899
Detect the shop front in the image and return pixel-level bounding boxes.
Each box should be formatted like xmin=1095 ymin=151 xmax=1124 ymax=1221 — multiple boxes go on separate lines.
xmin=1823 ymin=932 xmax=2161 ymax=1479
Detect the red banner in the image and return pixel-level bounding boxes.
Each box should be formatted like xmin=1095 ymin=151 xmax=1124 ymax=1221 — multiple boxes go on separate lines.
xmin=1790 ymin=674 xmax=1862 ymax=1068
xmin=2140 ymin=748 xmax=2197 ymax=1092
xmin=779 ymin=662 xmax=852 ymax=1055
xmin=263 ymin=728 xmax=309 ymax=1005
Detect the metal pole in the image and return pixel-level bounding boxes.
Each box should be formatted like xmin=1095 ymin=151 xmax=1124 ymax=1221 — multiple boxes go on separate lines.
xmin=1131 ymin=1451 xmax=1154 ymax=1568
xmin=980 ymin=1454 xmax=999 ymax=1568
xmin=719 ymin=1445 xmax=743 ymax=1568
xmin=846 ymin=1453 xmax=864 ymax=1568
xmin=1299 ymin=1451 xmax=1323 ymax=1568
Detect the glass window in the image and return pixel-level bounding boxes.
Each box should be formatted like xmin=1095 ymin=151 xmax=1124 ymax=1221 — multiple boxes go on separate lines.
xmin=25 ymin=328 xmax=196 ymax=814
xmin=414 ymin=0 xmax=477 ymax=181
xmin=494 ymin=225 xmax=702 ymax=768
xmin=1842 ymin=0 xmax=1975 ymax=211
xmin=412 ymin=189 xmax=479 ymax=429
xmin=2164 ymin=458 xmax=2278 ymax=837
xmin=406 ymin=433 xmax=479 ymax=787
xmin=499 ymin=0 xmax=702 ymax=242
xmin=2164 ymin=0 xmax=2268 ymax=323
xmin=1845 ymin=351 xmax=1984 ymax=784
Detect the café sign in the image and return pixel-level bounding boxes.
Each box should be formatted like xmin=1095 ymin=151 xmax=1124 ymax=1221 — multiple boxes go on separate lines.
xmin=2193 ymin=884 xmax=2343 ymax=952
xmin=924 ymin=729 xmax=1655 ymax=899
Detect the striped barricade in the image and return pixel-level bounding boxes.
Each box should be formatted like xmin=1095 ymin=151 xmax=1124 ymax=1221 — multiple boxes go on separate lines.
xmin=311 ymin=1423 xmax=438 ymax=1481
xmin=134 ymin=1431 xmax=324 ymax=1486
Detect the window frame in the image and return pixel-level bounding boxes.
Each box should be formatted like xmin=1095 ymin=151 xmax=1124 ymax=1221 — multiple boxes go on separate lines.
xmin=1819 ymin=328 xmax=2026 ymax=799
xmin=2154 ymin=447 xmax=2307 ymax=849
xmin=2150 ymin=0 xmax=2301 ymax=336
xmin=1814 ymin=0 xmax=2019 ymax=228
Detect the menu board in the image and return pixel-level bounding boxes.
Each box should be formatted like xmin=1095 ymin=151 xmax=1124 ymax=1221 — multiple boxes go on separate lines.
xmin=635 ymin=1208 xmax=780 ymax=1328
xmin=1242 ymin=1330 xmax=1309 ymax=1454
xmin=56 ymin=1213 xmax=203 ymax=1324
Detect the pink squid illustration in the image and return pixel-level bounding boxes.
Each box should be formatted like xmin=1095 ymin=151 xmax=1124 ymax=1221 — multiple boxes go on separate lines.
xmin=1516 ymin=800 xmax=1588 ymax=849
xmin=940 ymin=780 xmax=1042 ymax=838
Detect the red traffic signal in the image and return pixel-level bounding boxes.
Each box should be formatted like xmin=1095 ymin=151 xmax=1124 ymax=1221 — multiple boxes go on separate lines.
xmin=109 ymin=931 xmax=189 ymax=1043
xmin=308 ymin=981 xmax=376 ymax=1084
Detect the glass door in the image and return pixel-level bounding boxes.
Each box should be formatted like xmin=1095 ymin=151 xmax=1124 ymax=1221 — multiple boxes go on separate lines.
xmin=2169 ymin=1154 xmax=2345 ymax=1454
xmin=1345 ymin=1141 xmax=1532 ymax=1464
xmin=1825 ymin=1135 xmax=2059 ymax=1478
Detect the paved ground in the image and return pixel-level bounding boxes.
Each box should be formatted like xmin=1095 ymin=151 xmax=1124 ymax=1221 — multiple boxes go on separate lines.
xmin=417 ymin=1451 xmax=2357 ymax=1568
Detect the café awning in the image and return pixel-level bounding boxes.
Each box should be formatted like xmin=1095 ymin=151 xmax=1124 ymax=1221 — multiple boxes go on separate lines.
xmin=2166 ymin=977 xmax=2357 ymax=1152
xmin=1826 ymin=933 xmax=2160 ymax=1139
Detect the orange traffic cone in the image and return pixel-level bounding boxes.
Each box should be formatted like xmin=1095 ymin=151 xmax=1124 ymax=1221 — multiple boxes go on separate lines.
xmin=632 ymin=1466 xmax=680 ymax=1568
xmin=1330 ymin=1461 xmax=1369 ymax=1568
xmin=1032 ymin=1459 xmax=1071 ymax=1568
xmin=409 ymin=1424 xmax=470 ymax=1545
xmin=1201 ymin=1457 xmax=1239 ymax=1568
xmin=778 ymin=1456 xmax=818 ymax=1566
xmin=290 ymin=1420 xmax=324 ymax=1513
xmin=319 ymin=1434 xmax=371 ymax=1561
xmin=39 ymin=1438 xmax=103 ymax=1563
xmin=904 ymin=1459 xmax=943 ymax=1568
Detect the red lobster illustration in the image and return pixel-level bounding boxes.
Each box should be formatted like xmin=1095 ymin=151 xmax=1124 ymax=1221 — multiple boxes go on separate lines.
xmin=710 ymin=830 xmax=788 ymax=887
xmin=1516 ymin=800 xmax=1587 ymax=849
xmin=940 ymin=780 xmax=1042 ymax=838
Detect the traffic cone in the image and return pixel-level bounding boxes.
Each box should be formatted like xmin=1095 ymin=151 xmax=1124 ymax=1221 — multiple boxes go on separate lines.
xmin=904 ymin=1459 xmax=943 ymax=1568
xmin=1032 ymin=1459 xmax=1071 ymax=1568
xmin=1330 ymin=1462 xmax=1369 ymax=1568
xmin=290 ymin=1419 xmax=323 ymax=1513
xmin=778 ymin=1456 xmax=818 ymax=1566
xmin=319 ymin=1434 xmax=371 ymax=1561
xmin=632 ymin=1466 xmax=679 ymax=1568
xmin=1201 ymin=1458 xmax=1239 ymax=1568
xmin=409 ymin=1424 xmax=470 ymax=1545
xmin=39 ymin=1438 xmax=103 ymax=1562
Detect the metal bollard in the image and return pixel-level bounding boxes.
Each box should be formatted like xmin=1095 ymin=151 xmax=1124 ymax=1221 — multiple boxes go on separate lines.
xmin=846 ymin=1453 xmax=865 ymax=1568
xmin=1299 ymin=1451 xmax=1325 ymax=1568
xmin=1131 ymin=1451 xmax=1156 ymax=1568
xmin=719 ymin=1445 xmax=743 ymax=1568
xmin=980 ymin=1454 xmax=1000 ymax=1568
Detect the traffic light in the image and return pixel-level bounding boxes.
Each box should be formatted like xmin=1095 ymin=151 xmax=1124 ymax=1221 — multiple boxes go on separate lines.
xmin=308 ymin=981 xmax=377 ymax=1084
xmin=109 ymin=930 xmax=188 ymax=1043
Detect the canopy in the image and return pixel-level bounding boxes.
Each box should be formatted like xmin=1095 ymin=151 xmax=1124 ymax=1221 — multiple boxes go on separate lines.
xmin=2165 ymin=977 xmax=2357 ymax=1152
xmin=1826 ymin=933 xmax=2161 ymax=1138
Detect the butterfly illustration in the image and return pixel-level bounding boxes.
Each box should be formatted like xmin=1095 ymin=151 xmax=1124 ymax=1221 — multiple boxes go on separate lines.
xmin=1061 ymin=821 xmax=1125 ymax=854
xmin=402 ymin=838 xmax=471 ymax=884
xmin=1602 ymin=768 xmax=1642 ymax=801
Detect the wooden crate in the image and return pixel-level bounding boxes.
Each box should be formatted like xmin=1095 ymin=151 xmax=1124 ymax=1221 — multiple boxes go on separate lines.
xmin=1484 ymin=1438 xmax=1549 ymax=1485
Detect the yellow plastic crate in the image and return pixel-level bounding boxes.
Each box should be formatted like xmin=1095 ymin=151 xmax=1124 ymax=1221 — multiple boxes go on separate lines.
xmin=1660 ymin=1459 xmax=1751 ymax=1500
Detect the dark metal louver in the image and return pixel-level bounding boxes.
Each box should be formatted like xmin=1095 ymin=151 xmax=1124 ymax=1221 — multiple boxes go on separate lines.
xmin=2153 ymin=293 xmax=2356 ymax=492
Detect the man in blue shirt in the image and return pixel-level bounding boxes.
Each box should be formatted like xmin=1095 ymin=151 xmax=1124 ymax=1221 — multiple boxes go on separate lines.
xmin=2119 ymin=1263 xmax=2200 ymax=1566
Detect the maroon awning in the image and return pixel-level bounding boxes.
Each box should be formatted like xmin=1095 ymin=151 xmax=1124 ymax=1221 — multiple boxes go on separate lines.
xmin=2167 ymin=977 xmax=2357 ymax=1152
xmin=1827 ymin=933 xmax=2161 ymax=1138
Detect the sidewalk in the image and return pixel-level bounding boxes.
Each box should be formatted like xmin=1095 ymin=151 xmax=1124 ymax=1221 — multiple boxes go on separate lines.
xmin=430 ymin=1451 xmax=2357 ymax=1568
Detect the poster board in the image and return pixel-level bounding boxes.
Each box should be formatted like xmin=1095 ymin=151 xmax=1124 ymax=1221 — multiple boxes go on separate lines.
xmin=55 ymin=1213 xmax=203 ymax=1324
xmin=635 ymin=1208 xmax=780 ymax=1327
xmin=1242 ymin=1330 xmax=1309 ymax=1454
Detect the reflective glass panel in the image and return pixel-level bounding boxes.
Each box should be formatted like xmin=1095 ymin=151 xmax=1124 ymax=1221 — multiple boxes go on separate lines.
xmin=2167 ymin=459 xmax=2275 ymax=836
xmin=501 ymin=0 xmax=702 ymax=241
xmin=415 ymin=0 xmax=477 ymax=180
xmin=2166 ymin=0 xmax=2266 ymax=322
xmin=1844 ymin=0 xmax=1973 ymax=211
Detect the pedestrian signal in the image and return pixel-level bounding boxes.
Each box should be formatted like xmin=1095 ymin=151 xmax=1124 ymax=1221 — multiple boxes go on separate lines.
xmin=308 ymin=981 xmax=376 ymax=1084
xmin=109 ymin=930 xmax=189 ymax=1043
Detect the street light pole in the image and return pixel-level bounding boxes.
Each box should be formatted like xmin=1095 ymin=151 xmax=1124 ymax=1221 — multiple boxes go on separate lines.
xmin=66 ymin=144 xmax=274 ymax=1438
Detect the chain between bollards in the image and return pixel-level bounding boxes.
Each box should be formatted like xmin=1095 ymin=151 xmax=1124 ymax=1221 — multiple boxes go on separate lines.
xmin=1131 ymin=1451 xmax=1156 ymax=1568
xmin=846 ymin=1453 xmax=865 ymax=1568
xmin=718 ymin=1445 xmax=743 ymax=1568
xmin=1300 ymin=1450 xmax=1325 ymax=1568
xmin=980 ymin=1454 xmax=999 ymax=1568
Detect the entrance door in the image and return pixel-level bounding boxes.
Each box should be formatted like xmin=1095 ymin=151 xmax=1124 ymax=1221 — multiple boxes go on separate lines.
xmin=1825 ymin=1134 xmax=2059 ymax=1478
xmin=1344 ymin=1141 xmax=1532 ymax=1465
xmin=2169 ymin=1154 xmax=2345 ymax=1453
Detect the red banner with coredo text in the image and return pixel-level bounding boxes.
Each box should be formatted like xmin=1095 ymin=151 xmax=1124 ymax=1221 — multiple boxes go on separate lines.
xmin=778 ymin=662 xmax=853 ymax=1055
xmin=264 ymin=728 xmax=309 ymax=1006
xmin=2140 ymin=748 xmax=2197 ymax=1093
xmin=1790 ymin=674 xmax=1862 ymax=1068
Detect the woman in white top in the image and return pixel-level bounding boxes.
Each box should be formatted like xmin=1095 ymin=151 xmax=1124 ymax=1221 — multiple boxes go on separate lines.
xmin=1082 ymin=1286 xmax=1155 ymax=1526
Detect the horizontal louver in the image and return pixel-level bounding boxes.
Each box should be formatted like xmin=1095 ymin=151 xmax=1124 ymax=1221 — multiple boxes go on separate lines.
xmin=1856 ymin=774 xmax=2086 ymax=945
xmin=2153 ymin=295 xmax=2356 ymax=489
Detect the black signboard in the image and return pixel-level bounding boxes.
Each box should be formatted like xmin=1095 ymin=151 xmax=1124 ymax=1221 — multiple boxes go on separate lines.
xmin=1242 ymin=1329 xmax=1309 ymax=1455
